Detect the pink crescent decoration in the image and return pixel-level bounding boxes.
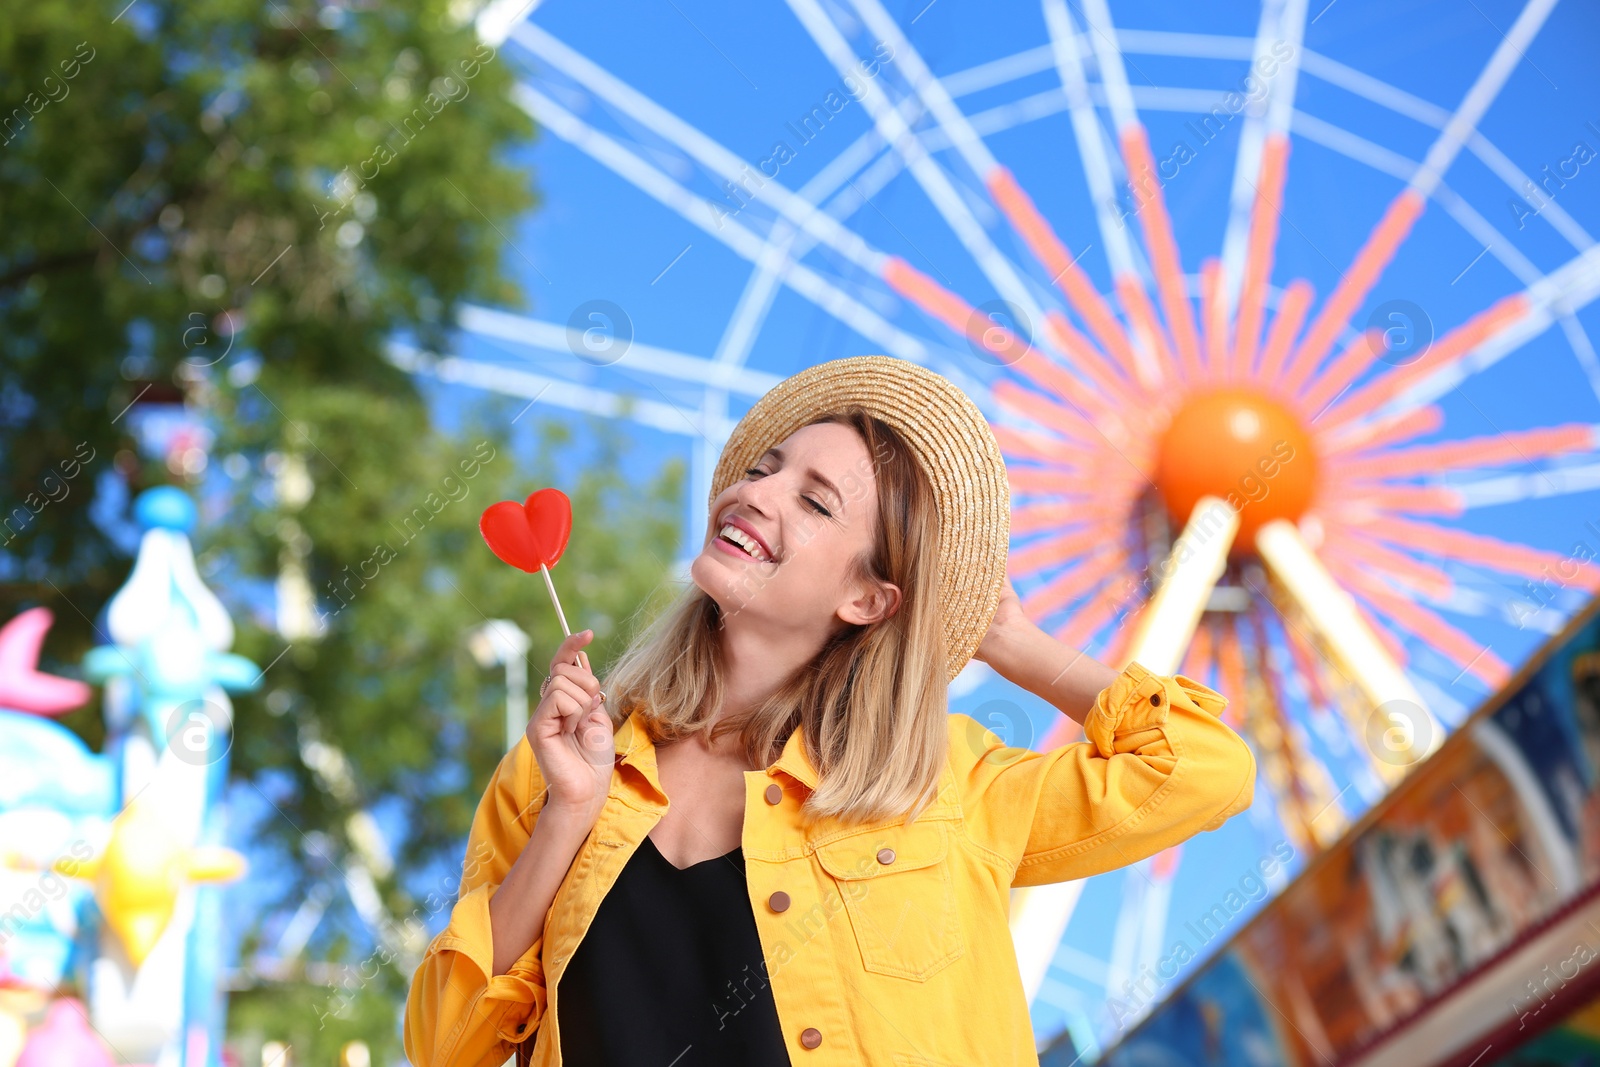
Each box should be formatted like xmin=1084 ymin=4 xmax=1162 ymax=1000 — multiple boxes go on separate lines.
xmin=0 ymin=608 xmax=91 ymax=716
xmin=479 ymin=488 xmax=573 ymax=573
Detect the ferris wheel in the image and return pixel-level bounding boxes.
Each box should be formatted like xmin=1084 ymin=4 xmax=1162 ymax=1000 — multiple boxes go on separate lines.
xmin=407 ymin=0 xmax=1600 ymax=1050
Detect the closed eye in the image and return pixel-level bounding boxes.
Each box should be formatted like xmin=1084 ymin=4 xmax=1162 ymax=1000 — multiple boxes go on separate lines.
xmin=743 ymin=466 xmax=832 ymax=517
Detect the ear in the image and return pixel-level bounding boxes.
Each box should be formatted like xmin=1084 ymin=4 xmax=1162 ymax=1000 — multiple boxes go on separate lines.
xmin=837 ymin=576 xmax=902 ymax=627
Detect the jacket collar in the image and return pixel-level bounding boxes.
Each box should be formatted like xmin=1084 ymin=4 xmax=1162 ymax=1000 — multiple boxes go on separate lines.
xmin=613 ymin=709 xmax=819 ymax=793
xmin=770 ymin=723 xmax=819 ymax=790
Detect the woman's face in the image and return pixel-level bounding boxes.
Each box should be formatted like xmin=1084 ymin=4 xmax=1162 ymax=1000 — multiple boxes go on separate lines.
xmin=691 ymin=421 xmax=900 ymax=636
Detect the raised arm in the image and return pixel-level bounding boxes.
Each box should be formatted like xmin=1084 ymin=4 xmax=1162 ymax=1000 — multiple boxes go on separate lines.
xmin=958 ymin=580 xmax=1255 ymax=883
xmin=404 ymin=630 xmax=614 ymax=1067
xmin=954 ymin=660 xmax=1255 ymax=884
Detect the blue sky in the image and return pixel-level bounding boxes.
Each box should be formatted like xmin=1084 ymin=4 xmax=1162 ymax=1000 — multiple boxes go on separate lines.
xmin=394 ymin=0 xmax=1600 ymax=1054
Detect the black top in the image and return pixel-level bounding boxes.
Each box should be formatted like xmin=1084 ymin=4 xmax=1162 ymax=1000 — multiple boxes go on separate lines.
xmin=555 ymin=834 xmax=794 ymax=1067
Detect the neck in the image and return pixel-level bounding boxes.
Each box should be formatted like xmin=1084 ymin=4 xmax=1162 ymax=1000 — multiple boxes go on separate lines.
xmin=708 ymin=606 xmax=829 ymax=734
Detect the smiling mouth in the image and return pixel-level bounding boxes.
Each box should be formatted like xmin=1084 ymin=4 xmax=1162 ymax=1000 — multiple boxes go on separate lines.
xmin=715 ymin=522 xmax=773 ymax=563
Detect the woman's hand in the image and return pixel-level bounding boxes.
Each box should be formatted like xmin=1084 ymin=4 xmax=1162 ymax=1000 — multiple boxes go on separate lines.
xmin=527 ymin=629 xmax=615 ymax=822
xmin=973 ymin=575 xmax=1030 ymax=667
xmin=972 ymin=574 xmax=1119 ymax=723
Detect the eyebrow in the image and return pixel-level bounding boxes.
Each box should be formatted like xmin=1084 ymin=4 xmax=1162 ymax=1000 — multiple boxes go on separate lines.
xmin=760 ymin=446 xmax=844 ymax=508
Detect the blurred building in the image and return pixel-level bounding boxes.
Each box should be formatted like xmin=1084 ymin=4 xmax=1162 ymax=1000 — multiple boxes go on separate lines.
xmin=1081 ymin=595 xmax=1600 ymax=1066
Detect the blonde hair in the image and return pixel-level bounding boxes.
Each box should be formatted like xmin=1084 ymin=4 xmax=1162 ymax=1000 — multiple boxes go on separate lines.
xmin=600 ymin=407 xmax=949 ymax=826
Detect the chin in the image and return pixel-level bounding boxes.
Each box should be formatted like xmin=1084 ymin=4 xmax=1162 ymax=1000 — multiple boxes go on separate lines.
xmin=687 ymin=545 xmax=733 ymax=602
xmin=688 ymin=544 xmax=766 ymax=617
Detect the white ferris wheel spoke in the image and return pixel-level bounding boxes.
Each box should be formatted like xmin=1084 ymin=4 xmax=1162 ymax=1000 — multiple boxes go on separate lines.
xmin=1076 ymin=0 xmax=1140 ymax=131
xmin=1284 ymin=0 xmax=1561 ymax=392
xmin=1286 ymin=108 xmax=1554 ymax=293
xmin=936 ymin=28 xmax=1593 ymax=256
xmin=941 ymin=44 xmax=1055 ymax=98
xmin=685 ymin=106 xmax=972 ymax=566
xmin=508 ymin=19 xmax=1000 ymax=470
xmin=1382 ymin=245 xmax=1600 ymax=415
xmin=510 ymin=22 xmax=892 ymax=280
xmin=846 ymin=0 xmax=1002 ymax=175
xmin=785 ymin=0 xmax=1062 ymax=352
xmin=1041 ymin=0 xmax=1139 ymax=282
xmin=386 ymin=342 xmax=734 ymax=438
xmin=1297 ymin=51 xmax=1592 ymax=252
xmin=1407 ymin=0 xmax=1561 ymax=202
xmin=1283 ymin=96 xmax=1600 ymax=412
xmin=508 ymin=83 xmax=929 ymax=364
xmin=1218 ymin=0 xmax=1309 ymax=312
xmin=453 ymin=305 xmax=782 ymax=397
xmin=705 ymin=98 xmax=941 ymax=380
xmin=941 ymin=28 xmax=1594 ymax=255
xmin=472 ymin=0 xmax=545 ymax=46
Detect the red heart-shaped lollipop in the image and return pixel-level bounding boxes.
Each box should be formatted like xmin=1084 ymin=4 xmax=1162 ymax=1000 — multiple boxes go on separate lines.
xmin=480 ymin=488 xmax=572 ymax=572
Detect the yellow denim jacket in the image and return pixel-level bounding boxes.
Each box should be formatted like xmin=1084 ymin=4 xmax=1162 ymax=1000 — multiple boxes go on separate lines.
xmin=403 ymin=660 xmax=1255 ymax=1067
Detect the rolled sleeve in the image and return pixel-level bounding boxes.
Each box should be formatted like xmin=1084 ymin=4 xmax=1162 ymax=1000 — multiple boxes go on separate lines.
xmin=1084 ymin=661 xmax=1223 ymax=754
xmin=433 ymin=883 xmax=549 ymax=1043
xmin=403 ymin=739 xmax=551 ymax=1067
xmin=957 ymin=660 xmax=1256 ymax=886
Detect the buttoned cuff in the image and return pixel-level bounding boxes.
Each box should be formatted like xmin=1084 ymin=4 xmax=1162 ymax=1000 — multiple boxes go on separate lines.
xmin=1083 ymin=660 xmax=1229 ymax=758
xmin=434 ymin=882 xmax=549 ymax=1044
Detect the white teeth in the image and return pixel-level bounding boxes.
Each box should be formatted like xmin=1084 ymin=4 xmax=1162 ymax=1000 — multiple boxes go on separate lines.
xmin=718 ymin=523 xmax=770 ymax=562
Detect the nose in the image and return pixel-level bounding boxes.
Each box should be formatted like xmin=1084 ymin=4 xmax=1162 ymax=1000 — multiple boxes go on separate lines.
xmin=732 ymin=468 xmax=780 ymax=515
xmin=708 ymin=470 xmax=773 ymax=540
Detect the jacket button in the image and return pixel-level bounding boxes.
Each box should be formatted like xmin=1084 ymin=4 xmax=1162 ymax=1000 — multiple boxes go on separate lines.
xmin=800 ymin=1027 xmax=822 ymax=1049
xmin=1150 ymin=692 xmax=1162 ymax=706
xmin=769 ymin=891 xmax=791 ymax=913
xmin=876 ymin=847 xmax=895 ymax=865
xmin=765 ymin=783 xmax=783 ymax=805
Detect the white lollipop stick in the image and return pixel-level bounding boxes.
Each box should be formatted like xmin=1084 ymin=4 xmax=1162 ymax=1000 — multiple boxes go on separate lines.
xmin=539 ymin=561 xmax=584 ymax=669
xmin=539 ymin=562 xmax=572 ymax=636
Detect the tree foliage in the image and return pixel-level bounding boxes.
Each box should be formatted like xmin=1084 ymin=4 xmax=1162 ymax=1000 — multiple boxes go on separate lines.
xmin=1 ymin=1 xmax=684 ymax=1060
xmin=222 ymin=402 xmax=682 ymax=1063
xmin=1 ymin=0 xmax=533 ymax=601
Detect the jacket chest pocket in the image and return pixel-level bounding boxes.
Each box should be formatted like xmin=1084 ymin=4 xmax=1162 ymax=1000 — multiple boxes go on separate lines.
xmin=812 ymin=820 xmax=965 ymax=981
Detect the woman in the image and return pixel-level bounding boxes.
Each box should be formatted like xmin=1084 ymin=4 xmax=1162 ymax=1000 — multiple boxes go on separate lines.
xmin=403 ymin=356 xmax=1256 ymax=1067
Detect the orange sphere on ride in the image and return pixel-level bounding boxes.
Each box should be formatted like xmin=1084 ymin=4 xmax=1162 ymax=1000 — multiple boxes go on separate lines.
xmin=1153 ymin=388 xmax=1317 ymax=549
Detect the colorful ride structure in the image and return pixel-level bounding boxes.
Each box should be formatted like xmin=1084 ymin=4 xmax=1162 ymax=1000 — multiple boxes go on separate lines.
xmin=0 ymin=487 xmax=255 ymax=1067
xmin=0 ymin=607 xmax=110 ymax=1067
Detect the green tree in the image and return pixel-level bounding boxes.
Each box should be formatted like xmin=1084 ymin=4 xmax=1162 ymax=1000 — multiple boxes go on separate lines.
xmin=1 ymin=1 xmax=686 ymax=1060
xmin=220 ymin=400 xmax=682 ymax=1063
xmin=2 ymin=0 xmax=532 ymax=610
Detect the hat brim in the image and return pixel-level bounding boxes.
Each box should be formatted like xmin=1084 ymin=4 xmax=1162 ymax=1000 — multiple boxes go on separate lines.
xmin=709 ymin=355 xmax=1011 ymax=683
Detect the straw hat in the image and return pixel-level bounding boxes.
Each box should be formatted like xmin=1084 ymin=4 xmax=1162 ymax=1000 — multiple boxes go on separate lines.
xmin=709 ymin=355 xmax=1011 ymax=683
